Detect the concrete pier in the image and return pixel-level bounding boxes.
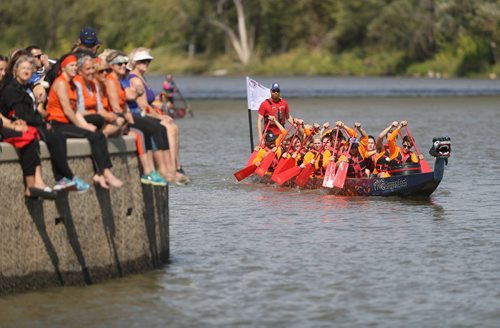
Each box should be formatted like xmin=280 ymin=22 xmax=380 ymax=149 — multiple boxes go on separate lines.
xmin=0 ymin=136 xmax=169 ymax=296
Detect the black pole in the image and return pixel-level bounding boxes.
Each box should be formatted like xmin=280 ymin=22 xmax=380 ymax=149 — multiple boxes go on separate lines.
xmin=248 ymin=108 xmax=254 ymax=152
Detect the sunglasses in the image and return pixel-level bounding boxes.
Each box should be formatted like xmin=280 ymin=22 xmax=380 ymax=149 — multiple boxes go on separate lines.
xmin=33 ymin=54 xmax=43 ymax=59
xmin=137 ymin=59 xmax=151 ymax=64
xmin=98 ymin=68 xmax=111 ymax=74
xmin=271 ymin=89 xmax=280 ymax=93
xmin=402 ymin=144 xmax=411 ymax=149
xmin=115 ymin=62 xmax=128 ymax=66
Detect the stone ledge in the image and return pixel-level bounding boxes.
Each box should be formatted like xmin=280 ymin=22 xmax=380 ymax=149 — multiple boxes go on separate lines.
xmin=0 ymin=135 xmax=137 ymax=162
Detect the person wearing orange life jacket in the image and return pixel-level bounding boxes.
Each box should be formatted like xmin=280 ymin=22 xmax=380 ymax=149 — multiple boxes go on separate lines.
xmin=365 ymin=121 xmax=399 ymax=177
xmin=46 ymin=53 xmax=123 ymax=189
xmin=301 ymin=134 xmax=331 ymax=177
xmin=387 ymin=121 xmax=420 ymax=171
xmin=336 ymin=138 xmax=370 ymax=178
xmin=252 ymin=115 xmax=287 ymax=172
xmin=353 ymin=122 xmax=377 ymax=174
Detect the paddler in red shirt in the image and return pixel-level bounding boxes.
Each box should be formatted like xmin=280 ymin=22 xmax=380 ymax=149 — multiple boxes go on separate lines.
xmin=257 ymin=82 xmax=294 ymax=143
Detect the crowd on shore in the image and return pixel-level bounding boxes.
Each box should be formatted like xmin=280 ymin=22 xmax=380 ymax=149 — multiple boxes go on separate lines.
xmin=0 ymin=26 xmax=189 ymax=200
xmin=246 ymin=82 xmax=425 ymax=183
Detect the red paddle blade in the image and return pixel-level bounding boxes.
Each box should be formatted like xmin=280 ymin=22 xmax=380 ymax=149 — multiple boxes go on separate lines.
xmin=255 ymin=153 xmax=274 ymax=176
xmin=420 ymin=159 xmax=432 ymax=173
xmin=295 ymin=163 xmax=314 ymax=187
xmin=234 ymin=164 xmax=257 ymax=182
xmin=273 ymin=157 xmax=288 ymax=175
xmin=245 ymin=151 xmax=258 ymax=167
xmin=322 ymin=161 xmax=336 ymax=188
xmin=273 ymin=157 xmax=295 ymax=177
xmin=274 ymin=166 xmax=302 ymax=185
xmin=333 ymin=162 xmax=348 ymax=188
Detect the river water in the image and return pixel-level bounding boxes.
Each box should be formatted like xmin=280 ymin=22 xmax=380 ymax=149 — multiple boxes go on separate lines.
xmin=1 ymin=77 xmax=500 ymax=327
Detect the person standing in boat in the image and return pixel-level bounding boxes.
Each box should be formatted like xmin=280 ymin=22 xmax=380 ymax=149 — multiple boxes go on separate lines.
xmin=257 ymin=82 xmax=294 ymax=143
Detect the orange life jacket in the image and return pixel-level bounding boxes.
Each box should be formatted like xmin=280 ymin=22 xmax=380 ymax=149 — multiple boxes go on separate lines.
xmin=46 ymin=74 xmax=76 ymax=124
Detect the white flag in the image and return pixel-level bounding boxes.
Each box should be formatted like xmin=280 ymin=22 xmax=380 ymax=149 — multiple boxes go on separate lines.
xmin=246 ymin=76 xmax=270 ymax=111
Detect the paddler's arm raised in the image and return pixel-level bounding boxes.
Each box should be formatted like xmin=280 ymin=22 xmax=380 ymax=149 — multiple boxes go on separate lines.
xmin=377 ymin=121 xmax=398 ymax=153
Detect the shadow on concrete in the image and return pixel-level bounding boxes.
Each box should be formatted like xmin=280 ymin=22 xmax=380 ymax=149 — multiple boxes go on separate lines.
xmin=54 ymin=192 xmax=92 ymax=284
xmin=95 ymin=186 xmax=122 ymax=277
xmin=25 ymin=198 xmax=64 ymax=286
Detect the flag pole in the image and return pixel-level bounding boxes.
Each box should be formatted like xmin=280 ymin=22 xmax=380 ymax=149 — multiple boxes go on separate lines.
xmin=248 ymin=108 xmax=254 ymax=152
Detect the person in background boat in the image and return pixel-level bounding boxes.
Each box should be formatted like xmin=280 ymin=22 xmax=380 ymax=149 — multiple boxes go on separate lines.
xmin=161 ymin=74 xmax=176 ymax=109
xmin=46 ymin=53 xmax=123 ymax=189
xmin=336 ymin=138 xmax=370 ymax=178
xmin=301 ymin=134 xmax=331 ymax=177
xmin=257 ymin=82 xmax=294 ymax=142
xmin=126 ymin=48 xmax=189 ymax=184
xmin=0 ymin=55 xmax=90 ymax=192
xmin=387 ymin=120 xmax=421 ymax=169
xmin=251 ymin=115 xmax=287 ymax=171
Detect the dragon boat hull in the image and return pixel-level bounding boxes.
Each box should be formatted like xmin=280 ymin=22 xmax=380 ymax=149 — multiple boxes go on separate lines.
xmin=250 ymin=137 xmax=451 ymax=198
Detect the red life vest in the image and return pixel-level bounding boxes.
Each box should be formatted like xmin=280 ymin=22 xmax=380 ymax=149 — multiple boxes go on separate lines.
xmin=347 ymin=153 xmax=366 ymax=178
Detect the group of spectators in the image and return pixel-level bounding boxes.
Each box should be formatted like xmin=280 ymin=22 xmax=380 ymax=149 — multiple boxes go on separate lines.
xmin=0 ymin=26 xmax=189 ymax=200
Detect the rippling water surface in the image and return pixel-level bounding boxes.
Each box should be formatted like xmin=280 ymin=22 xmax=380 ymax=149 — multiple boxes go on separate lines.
xmin=1 ymin=87 xmax=500 ymax=327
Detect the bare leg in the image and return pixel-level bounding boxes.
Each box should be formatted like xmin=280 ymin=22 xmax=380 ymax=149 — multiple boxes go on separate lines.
xmin=103 ymin=169 xmax=123 ymax=188
xmin=93 ymin=174 xmax=109 ymax=189
xmin=155 ymin=150 xmax=176 ymax=183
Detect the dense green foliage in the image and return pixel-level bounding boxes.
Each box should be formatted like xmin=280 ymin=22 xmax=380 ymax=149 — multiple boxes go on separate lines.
xmin=1 ymin=0 xmax=498 ymax=77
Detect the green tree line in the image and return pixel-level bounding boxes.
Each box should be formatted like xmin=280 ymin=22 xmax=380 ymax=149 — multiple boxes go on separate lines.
xmin=1 ymin=0 xmax=498 ymax=77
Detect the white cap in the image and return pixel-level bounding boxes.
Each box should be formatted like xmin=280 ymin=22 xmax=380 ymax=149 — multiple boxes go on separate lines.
xmin=132 ymin=50 xmax=154 ymax=62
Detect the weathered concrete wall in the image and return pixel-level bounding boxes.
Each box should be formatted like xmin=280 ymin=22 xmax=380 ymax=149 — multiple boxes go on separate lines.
xmin=0 ymin=136 xmax=169 ymax=296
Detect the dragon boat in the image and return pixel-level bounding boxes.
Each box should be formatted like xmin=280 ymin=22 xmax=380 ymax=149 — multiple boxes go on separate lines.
xmin=251 ymin=137 xmax=451 ymax=197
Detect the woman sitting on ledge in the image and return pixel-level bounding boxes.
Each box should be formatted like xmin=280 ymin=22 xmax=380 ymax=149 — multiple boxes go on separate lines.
xmin=0 ymin=114 xmax=57 ymax=199
xmin=0 ymin=55 xmax=90 ymax=193
xmin=45 ymin=53 xmax=123 ymax=189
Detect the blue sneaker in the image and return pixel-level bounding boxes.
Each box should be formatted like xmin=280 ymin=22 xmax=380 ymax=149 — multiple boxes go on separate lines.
xmin=149 ymin=172 xmax=168 ymax=187
xmin=53 ymin=177 xmax=76 ymax=191
xmin=140 ymin=174 xmax=152 ymax=185
xmin=72 ymin=176 xmax=90 ymax=193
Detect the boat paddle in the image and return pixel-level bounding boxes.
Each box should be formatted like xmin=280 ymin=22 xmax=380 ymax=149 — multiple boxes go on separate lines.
xmin=267 ymin=125 xmax=300 ymax=177
xmin=295 ymin=142 xmax=328 ymax=188
xmin=255 ymin=124 xmax=295 ymax=176
xmin=272 ymin=128 xmax=318 ymax=185
xmin=405 ymin=126 xmax=432 ymax=173
xmin=332 ymin=139 xmax=354 ymax=189
xmin=177 ymin=87 xmax=194 ymax=117
xmin=234 ymin=122 xmax=271 ymax=181
xmin=244 ymin=122 xmax=271 ymax=167
xmin=322 ymin=127 xmax=340 ymax=188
